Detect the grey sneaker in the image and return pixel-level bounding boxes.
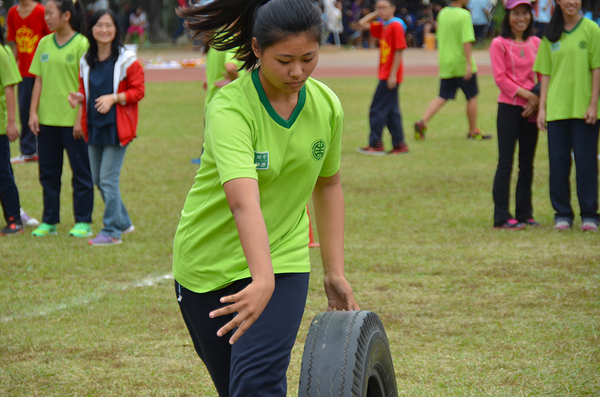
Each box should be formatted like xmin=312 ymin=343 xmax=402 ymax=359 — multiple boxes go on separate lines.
xmin=20 ymin=208 xmax=40 ymax=227
xmin=122 ymin=225 xmax=135 ymax=235
xmin=581 ymin=221 xmax=598 ymax=232
xmin=554 ymin=220 xmax=571 ymax=231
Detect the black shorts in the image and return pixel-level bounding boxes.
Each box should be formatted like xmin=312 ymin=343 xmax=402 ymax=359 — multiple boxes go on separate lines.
xmin=439 ymin=74 xmax=479 ymax=100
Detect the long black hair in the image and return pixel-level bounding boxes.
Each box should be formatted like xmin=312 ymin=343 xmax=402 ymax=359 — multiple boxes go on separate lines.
xmin=544 ymin=0 xmax=575 ymax=42
xmin=47 ymin=0 xmax=86 ymax=33
xmin=586 ymin=0 xmax=600 ymax=21
xmin=179 ymin=0 xmax=323 ymax=70
xmin=85 ymin=9 xmax=124 ymax=68
xmin=500 ymin=5 xmax=535 ymax=40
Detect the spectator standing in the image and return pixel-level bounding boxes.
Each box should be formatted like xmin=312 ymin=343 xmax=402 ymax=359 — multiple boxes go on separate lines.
xmin=6 ymin=0 xmax=50 ymax=164
xmin=533 ymin=0 xmax=553 ymax=37
xmin=0 ymin=29 xmax=25 ymax=235
xmin=356 ymin=0 xmax=410 ymax=155
xmin=468 ymin=0 xmax=492 ymax=43
xmin=171 ymin=0 xmax=189 ymax=45
xmin=534 ymin=0 xmax=600 ymax=231
xmin=414 ymin=0 xmax=492 ymax=140
xmin=28 ymin=0 xmax=94 ymax=238
xmin=68 ymin=9 xmax=145 ymax=246
xmin=490 ymin=0 xmax=540 ymax=230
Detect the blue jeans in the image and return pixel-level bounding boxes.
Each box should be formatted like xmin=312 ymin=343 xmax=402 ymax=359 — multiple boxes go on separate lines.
xmin=88 ymin=144 xmax=131 ymax=238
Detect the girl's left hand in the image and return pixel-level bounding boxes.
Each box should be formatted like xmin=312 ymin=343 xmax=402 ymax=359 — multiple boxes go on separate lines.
xmin=6 ymin=122 xmax=19 ymax=142
xmin=95 ymin=94 xmax=117 ymax=114
xmin=584 ymin=105 xmax=598 ymax=125
xmin=73 ymin=120 xmax=84 ymax=140
xmin=323 ymin=274 xmax=360 ymax=312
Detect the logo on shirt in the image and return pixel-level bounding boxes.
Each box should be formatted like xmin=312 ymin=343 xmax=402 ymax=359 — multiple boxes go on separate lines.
xmin=311 ymin=139 xmax=326 ymax=162
xmin=579 ymin=41 xmax=587 ymax=49
xmin=254 ymin=151 xmax=269 ymax=170
xmin=380 ymin=40 xmax=391 ymax=65
xmin=550 ymin=42 xmax=561 ymax=52
xmin=66 ymin=54 xmax=75 ymax=63
xmin=40 ymin=53 xmax=49 ymax=62
xmin=15 ymin=26 xmax=39 ymax=54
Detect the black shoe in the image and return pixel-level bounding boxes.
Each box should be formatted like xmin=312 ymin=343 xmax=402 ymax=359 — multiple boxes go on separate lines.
xmin=1 ymin=218 xmax=25 ymax=236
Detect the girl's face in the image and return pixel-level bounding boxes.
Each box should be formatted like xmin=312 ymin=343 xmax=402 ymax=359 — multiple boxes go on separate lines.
xmin=508 ymin=5 xmax=532 ymax=35
xmin=556 ymin=0 xmax=582 ymax=18
xmin=92 ymin=14 xmax=117 ymax=46
xmin=45 ymin=1 xmax=69 ymax=32
xmin=253 ymin=32 xmax=319 ymax=96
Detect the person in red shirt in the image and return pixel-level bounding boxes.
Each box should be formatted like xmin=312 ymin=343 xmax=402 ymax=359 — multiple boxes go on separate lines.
xmin=6 ymin=0 xmax=50 ymax=164
xmin=357 ymin=0 xmax=409 ymax=155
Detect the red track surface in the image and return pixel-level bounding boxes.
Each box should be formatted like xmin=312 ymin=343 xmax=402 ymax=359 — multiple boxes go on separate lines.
xmin=144 ymin=64 xmax=493 ymax=83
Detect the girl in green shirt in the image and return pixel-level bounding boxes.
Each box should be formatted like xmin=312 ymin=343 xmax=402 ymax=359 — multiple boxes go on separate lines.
xmin=174 ymin=0 xmax=360 ymax=395
xmin=28 ymin=0 xmax=94 ymax=238
xmin=534 ymin=0 xmax=600 ymax=231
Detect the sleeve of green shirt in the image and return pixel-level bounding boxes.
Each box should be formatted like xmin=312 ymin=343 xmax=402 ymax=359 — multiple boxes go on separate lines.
xmin=78 ymin=37 xmax=90 ymax=62
xmin=533 ymin=37 xmax=551 ymax=75
xmin=462 ymin=12 xmax=475 ymax=44
xmin=589 ymin=24 xmax=600 ymax=70
xmin=0 ymin=46 xmax=22 ymax=88
xmin=28 ymin=38 xmax=44 ymax=77
xmin=319 ymin=102 xmax=343 ymax=178
xmin=206 ymin=105 xmax=258 ymax=184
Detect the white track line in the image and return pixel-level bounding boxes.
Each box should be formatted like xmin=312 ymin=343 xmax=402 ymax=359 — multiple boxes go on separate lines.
xmin=0 ymin=273 xmax=173 ymax=324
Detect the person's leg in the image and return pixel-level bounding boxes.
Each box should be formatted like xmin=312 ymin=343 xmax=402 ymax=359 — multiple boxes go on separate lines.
xmin=229 ymin=273 xmax=310 ymax=397
xmin=466 ymin=96 xmax=478 ymax=134
xmin=171 ymin=18 xmax=185 ymax=42
xmin=18 ymin=77 xmax=37 ymax=156
xmin=37 ymin=125 xmax=64 ymax=225
xmin=386 ymin=85 xmax=405 ymax=146
xmin=421 ymin=79 xmax=456 ymax=126
xmin=547 ymin=120 xmax=574 ymax=224
xmin=459 ymin=74 xmax=480 ymax=134
xmin=97 ymin=145 xmax=130 ymax=238
xmin=62 ymin=128 xmax=94 ymax=223
xmin=176 ymin=279 xmax=244 ymax=397
xmin=515 ymin=119 xmax=539 ymax=222
xmin=571 ymin=119 xmax=599 ymax=224
xmin=492 ymin=104 xmax=519 ymax=225
xmin=0 ymin=135 xmax=21 ymax=224
xmin=368 ymin=80 xmax=391 ymax=146
xmin=422 ymin=97 xmax=447 ymax=125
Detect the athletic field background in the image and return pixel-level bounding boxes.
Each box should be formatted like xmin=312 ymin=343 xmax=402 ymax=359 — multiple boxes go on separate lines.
xmin=1 ymin=69 xmax=599 ymax=395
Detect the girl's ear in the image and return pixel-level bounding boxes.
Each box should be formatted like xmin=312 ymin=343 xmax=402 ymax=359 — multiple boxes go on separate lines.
xmin=252 ymin=37 xmax=261 ymax=60
xmin=62 ymin=10 xmax=72 ymax=24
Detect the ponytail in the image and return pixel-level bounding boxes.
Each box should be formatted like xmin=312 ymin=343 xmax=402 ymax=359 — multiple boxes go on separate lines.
xmin=179 ymin=0 xmax=323 ymax=71
xmin=545 ymin=4 xmax=565 ymax=42
xmin=48 ymin=0 xmax=86 ymax=33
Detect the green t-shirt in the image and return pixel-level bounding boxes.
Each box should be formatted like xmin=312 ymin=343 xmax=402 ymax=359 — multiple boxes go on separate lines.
xmin=533 ymin=17 xmax=600 ymax=121
xmin=29 ymin=33 xmax=89 ymax=127
xmin=0 ymin=44 xmax=22 ymax=135
xmin=204 ymin=47 xmax=245 ymax=108
xmin=436 ymin=6 xmax=478 ymax=78
xmin=173 ymin=69 xmax=344 ymax=293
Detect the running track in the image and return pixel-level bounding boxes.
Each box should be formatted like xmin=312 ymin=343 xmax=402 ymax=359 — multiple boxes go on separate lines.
xmin=145 ymin=64 xmax=493 ymax=83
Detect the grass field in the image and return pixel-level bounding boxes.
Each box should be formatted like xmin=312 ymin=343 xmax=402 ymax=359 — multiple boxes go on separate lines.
xmin=1 ymin=74 xmax=599 ymax=396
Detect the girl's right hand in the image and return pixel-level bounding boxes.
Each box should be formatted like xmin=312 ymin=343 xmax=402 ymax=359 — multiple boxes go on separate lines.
xmin=537 ymin=109 xmax=547 ymax=131
xmin=68 ymin=92 xmax=82 ymax=108
xmin=28 ymin=113 xmax=40 ymax=136
xmin=209 ymin=276 xmax=275 ymax=345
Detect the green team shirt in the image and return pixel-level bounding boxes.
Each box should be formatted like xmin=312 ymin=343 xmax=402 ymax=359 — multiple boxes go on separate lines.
xmin=205 ymin=47 xmax=245 ymax=108
xmin=436 ymin=6 xmax=477 ymax=78
xmin=173 ymin=69 xmax=343 ymax=293
xmin=0 ymin=44 xmax=22 ymax=135
xmin=533 ymin=17 xmax=600 ymax=121
xmin=29 ymin=33 xmax=89 ymax=127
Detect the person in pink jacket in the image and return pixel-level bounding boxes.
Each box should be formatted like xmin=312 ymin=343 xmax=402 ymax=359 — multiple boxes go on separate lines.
xmin=69 ymin=9 xmax=145 ymax=246
xmin=489 ymin=0 xmax=541 ymax=230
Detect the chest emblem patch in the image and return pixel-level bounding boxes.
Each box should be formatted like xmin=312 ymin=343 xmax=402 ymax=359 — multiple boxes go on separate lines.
xmin=254 ymin=151 xmax=269 ymax=170
xmin=579 ymin=41 xmax=587 ymax=49
xmin=311 ymin=139 xmax=326 ymax=161
xmin=66 ymin=54 xmax=75 ymax=62
xmin=550 ymin=42 xmax=561 ymax=52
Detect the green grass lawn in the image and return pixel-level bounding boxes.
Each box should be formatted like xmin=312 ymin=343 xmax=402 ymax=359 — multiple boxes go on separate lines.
xmin=1 ymin=75 xmax=599 ymax=396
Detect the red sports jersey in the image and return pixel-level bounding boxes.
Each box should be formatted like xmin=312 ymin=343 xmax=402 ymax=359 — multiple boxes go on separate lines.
xmin=371 ymin=19 xmax=407 ymax=82
xmin=7 ymin=3 xmax=51 ymax=78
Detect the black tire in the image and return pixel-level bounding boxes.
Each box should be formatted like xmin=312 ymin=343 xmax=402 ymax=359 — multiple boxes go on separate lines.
xmin=298 ymin=311 xmax=398 ymax=397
